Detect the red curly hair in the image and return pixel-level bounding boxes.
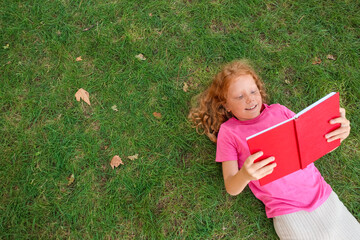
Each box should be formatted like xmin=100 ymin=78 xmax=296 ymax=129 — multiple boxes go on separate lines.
xmin=189 ymin=59 xmax=267 ymax=142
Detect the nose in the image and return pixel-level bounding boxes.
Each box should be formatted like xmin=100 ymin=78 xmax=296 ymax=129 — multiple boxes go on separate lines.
xmin=245 ymin=94 xmax=253 ymax=103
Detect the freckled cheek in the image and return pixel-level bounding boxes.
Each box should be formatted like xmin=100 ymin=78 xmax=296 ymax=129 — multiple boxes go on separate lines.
xmin=256 ymin=95 xmax=263 ymax=104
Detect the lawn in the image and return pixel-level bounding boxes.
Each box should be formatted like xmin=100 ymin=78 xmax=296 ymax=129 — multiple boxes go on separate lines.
xmin=1 ymin=0 xmax=359 ymax=239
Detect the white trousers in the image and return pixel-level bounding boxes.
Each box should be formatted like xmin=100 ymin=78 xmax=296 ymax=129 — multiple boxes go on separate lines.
xmin=273 ymin=191 xmax=360 ymax=240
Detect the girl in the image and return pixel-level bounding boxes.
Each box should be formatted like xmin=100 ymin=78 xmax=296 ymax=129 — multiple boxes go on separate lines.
xmin=189 ymin=59 xmax=360 ymax=239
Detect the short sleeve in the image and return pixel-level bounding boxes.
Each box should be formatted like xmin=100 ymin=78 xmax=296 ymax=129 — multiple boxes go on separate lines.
xmin=215 ymin=125 xmax=239 ymax=162
xmin=279 ymin=105 xmax=296 ymax=119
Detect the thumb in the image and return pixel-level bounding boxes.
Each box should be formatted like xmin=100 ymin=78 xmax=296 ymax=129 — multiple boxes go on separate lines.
xmin=340 ymin=108 xmax=346 ymax=118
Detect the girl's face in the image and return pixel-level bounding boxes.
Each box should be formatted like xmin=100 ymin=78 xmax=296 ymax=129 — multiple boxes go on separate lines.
xmin=224 ymin=74 xmax=263 ymax=121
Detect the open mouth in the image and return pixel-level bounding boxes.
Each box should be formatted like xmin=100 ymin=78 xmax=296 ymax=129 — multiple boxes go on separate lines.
xmin=245 ymin=105 xmax=257 ymax=110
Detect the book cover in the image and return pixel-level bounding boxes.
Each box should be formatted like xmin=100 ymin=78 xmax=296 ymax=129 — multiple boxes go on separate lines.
xmin=246 ymin=92 xmax=341 ymax=186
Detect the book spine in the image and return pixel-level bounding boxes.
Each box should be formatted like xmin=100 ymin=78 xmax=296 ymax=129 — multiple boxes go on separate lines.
xmin=293 ymin=119 xmax=303 ymax=169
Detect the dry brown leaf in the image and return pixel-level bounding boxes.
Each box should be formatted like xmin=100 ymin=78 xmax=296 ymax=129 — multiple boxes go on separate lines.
xmin=153 ymin=112 xmax=162 ymax=119
xmin=83 ymin=24 xmax=96 ymax=32
xmin=67 ymin=174 xmax=75 ymax=186
xmin=183 ymin=82 xmax=189 ymax=92
xmin=312 ymin=57 xmax=321 ymax=65
xmin=327 ymin=54 xmax=336 ymax=60
xmin=110 ymin=155 xmax=123 ymax=169
xmin=76 ymin=56 xmax=83 ymax=61
xmin=75 ymin=88 xmax=91 ymax=105
xmin=128 ymin=154 xmax=139 ymax=160
xmin=135 ymin=54 xmax=146 ymax=61
xmin=111 ymin=105 xmax=118 ymax=111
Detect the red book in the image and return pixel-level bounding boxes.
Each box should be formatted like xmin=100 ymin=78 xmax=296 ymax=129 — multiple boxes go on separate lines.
xmin=246 ymin=92 xmax=341 ymax=186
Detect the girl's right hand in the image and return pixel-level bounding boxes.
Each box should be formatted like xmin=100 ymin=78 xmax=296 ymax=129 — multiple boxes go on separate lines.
xmin=240 ymin=151 xmax=276 ymax=181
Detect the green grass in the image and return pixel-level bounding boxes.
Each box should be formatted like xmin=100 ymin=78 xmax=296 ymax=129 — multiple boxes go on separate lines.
xmin=1 ymin=0 xmax=359 ymax=239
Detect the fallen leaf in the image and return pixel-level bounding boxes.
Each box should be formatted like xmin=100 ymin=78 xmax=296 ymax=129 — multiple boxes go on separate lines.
xmin=111 ymin=105 xmax=118 ymax=111
xmin=110 ymin=155 xmax=123 ymax=169
xmin=128 ymin=154 xmax=139 ymax=160
xmin=75 ymin=88 xmax=91 ymax=105
xmin=183 ymin=82 xmax=189 ymax=92
xmin=67 ymin=174 xmax=75 ymax=186
xmin=327 ymin=54 xmax=336 ymax=60
xmin=312 ymin=57 xmax=321 ymax=65
xmin=3 ymin=44 xmax=9 ymax=49
xmin=153 ymin=112 xmax=162 ymax=119
xmin=135 ymin=54 xmax=146 ymax=61
xmin=76 ymin=56 xmax=83 ymax=61
xmin=83 ymin=24 xmax=96 ymax=32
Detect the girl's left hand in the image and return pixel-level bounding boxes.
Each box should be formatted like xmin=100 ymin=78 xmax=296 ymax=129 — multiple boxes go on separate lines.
xmin=325 ymin=108 xmax=351 ymax=143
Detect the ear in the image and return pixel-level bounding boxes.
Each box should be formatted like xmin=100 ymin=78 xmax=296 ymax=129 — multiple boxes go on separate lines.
xmin=223 ymin=102 xmax=230 ymax=112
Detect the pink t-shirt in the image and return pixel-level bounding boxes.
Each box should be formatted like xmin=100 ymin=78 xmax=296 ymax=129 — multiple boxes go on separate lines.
xmin=216 ymin=104 xmax=332 ymax=218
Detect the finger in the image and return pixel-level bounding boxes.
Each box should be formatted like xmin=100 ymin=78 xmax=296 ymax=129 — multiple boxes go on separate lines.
xmin=325 ymin=126 xmax=350 ymax=139
xmin=327 ymin=132 xmax=350 ymax=143
xmin=330 ymin=118 xmax=350 ymax=127
xmin=330 ymin=108 xmax=350 ymax=127
xmin=257 ymin=162 xmax=277 ymax=179
xmin=253 ymin=156 xmax=275 ymax=169
xmin=326 ymin=129 xmax=350 ymax=142
xmin=246 ymin=151 xmax=263 ymax=164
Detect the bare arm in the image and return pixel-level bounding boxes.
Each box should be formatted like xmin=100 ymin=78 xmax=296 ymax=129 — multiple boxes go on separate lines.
xmin=222 ymin=152 xmax=276 ymax=196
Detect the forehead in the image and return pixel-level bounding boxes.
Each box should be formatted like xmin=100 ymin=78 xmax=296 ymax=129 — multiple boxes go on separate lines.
xmin=228 ymin=74 xmax=258 ymax=92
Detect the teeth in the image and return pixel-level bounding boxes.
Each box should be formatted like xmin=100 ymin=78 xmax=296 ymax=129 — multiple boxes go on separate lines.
xmin=246 ymin=105 xmax=257 ymax=110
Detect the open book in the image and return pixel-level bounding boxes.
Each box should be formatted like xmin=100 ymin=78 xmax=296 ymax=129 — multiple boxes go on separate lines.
xmin=246 ymin=92 xmax=341 ymax=186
